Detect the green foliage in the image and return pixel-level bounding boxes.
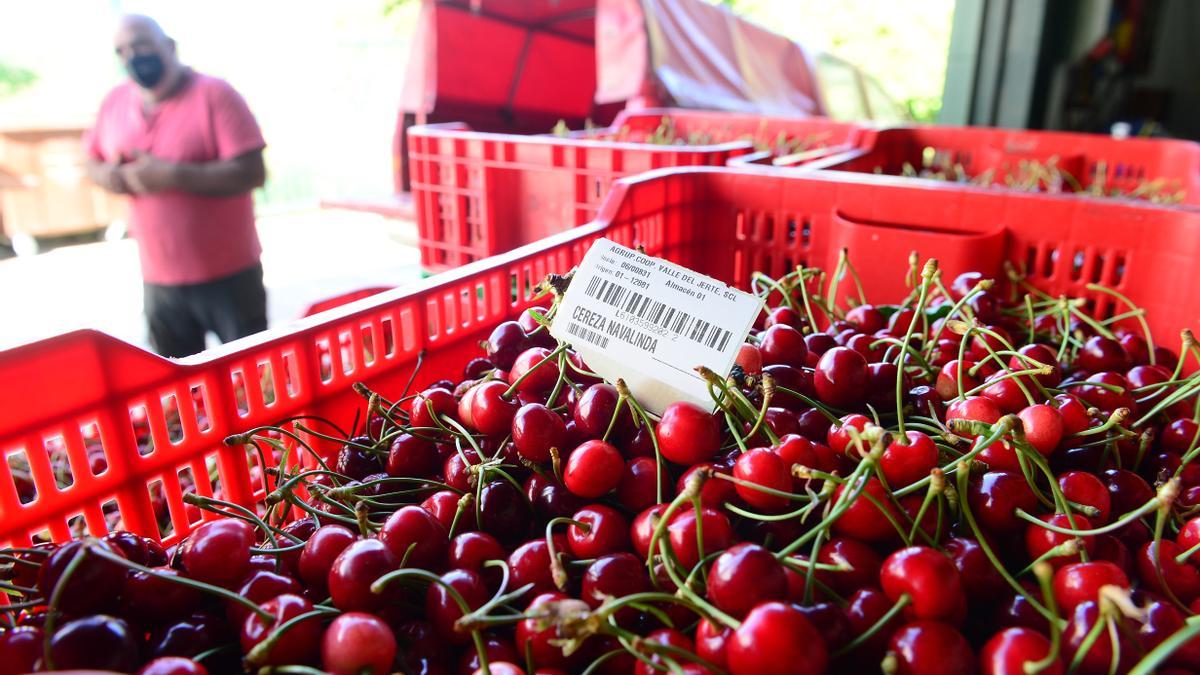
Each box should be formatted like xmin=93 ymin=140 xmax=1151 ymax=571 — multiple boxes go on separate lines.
xmin=0 ymin=61 xmax=36 ymax=98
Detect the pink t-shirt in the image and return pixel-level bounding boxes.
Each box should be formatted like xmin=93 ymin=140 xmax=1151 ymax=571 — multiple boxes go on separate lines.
xmin=85 ymin=72 xmax=266 ymax=285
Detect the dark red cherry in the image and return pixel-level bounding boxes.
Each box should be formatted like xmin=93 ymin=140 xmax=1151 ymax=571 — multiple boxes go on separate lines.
xmin=478 ymin=479 xmax=532 ymax=545
xmin=813 ymin=347 xmax=869 ymax=408
xmin=574 ymin=383 xmax=633 ymax=440
xmin=1063 ymin=601 xmax=1141 ymax=674
xmin=617 ymin=456 xmax=668 ymax=512
xmin=228 ymin=569 xmax=304 ymax=627
xmin=886 ymin=620 xmax=974 ymax=675
xmin=336 ymin=437 xmax=383 ymax=480
xmin=328 ymin=539 xmax=399 ymax=612
xmin=299 ymin=525 xmax=357 ymax=592
xmin=48 ymin=614 xmax=138 ymax=672
xmin=380 ymin=505 xmax=447 ymax=569
xmin=38 ymin=539 xmax=125 ymax=614
xmin=0 ymin=626 xmax=42 ymax=675
xmin=425 ymin=569 xmax=488 ymax=645
xmin=1076 ymin=371 xmax=1134 ymax=413
xmin=581 ymin=552 xmax=650 ymax=610
xmin=485 ymin=321 xmax=528 ymax=371
xmin=1076 ymin=336 xmax=1129 ymax=373
xmin=967 ymin=471 xmax=1038 ymax=533
xmin=508 ymin=539 xmax=559 ymax=599
xmin=944 ymin=537 xmax=1006 ymax=602
xmin=1137 ymin=540 xmax=1200 ymax=603
xmin=469 ymin=381 xmax=520 ymax=436
xmin=119 ymin=568 xmax=199 ymax=625
xmin=387 ymin=433 xmax=440 ymax=478
xmin=179 ymin=518 xmax=256 ymax=587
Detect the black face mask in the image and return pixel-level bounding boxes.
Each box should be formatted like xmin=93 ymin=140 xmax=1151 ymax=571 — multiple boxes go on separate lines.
xmin=126 ymin=53 xmax=166 ymax=88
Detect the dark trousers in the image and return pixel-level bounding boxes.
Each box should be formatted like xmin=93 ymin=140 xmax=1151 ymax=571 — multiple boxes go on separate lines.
xmin=144 ymin=263 xmax=268 ymax=358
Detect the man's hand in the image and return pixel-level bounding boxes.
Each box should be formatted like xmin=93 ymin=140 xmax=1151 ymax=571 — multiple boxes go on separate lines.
xmin=119 ymin=152 xmax=178 ymax=194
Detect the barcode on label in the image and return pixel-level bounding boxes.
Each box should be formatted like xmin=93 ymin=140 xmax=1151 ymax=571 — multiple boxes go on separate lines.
xmin=584 ymin=276 xmax=733 ymax=352
xmin=566 ymin=321 xmax=609 ymax=349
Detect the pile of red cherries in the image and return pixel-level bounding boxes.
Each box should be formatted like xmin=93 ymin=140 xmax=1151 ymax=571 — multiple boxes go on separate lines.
xmin=3 ymin=257 xmax=1200 ymax=675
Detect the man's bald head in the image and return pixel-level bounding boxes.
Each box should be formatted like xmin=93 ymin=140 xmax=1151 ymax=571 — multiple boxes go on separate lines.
xmin=113 ymin=14 xmax=182 ymax=94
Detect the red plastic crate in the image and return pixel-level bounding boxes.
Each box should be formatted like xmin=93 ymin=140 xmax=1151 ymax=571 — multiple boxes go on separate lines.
xmin=300 ymin=287 xmax=394 ymax=318
xmin=408 ymin=111 xmax=866 ymax=273
xmin=3 ymin=166 xmax=1200 ymax=548
xmin=808 ymin=125 xmax=1200 ymax=206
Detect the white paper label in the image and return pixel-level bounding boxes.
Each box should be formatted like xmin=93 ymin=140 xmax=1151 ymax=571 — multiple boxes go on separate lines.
xmin=549 ymin=238 xmax=763 ymax=415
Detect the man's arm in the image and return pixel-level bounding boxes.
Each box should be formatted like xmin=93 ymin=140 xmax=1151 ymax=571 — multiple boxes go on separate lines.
xmin=171 ymin=148 xmax=266 ymax=196
xmin=85 ymin=158 xmax=131 ymax=195
xmin=119 ymin=148 xmax=266 ymax=197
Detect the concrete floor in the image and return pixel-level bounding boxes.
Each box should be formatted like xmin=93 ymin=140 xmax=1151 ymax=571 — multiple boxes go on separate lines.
xmin=0 ymin=209 xmax=424 ymax=353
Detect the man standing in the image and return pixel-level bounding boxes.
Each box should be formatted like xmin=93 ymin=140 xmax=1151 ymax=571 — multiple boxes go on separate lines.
xmin=85 ymin=14 xmax=268 ymax=358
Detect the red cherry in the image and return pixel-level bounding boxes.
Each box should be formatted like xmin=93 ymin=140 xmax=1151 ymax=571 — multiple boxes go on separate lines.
xmin=568 ymin=504 xmax=630 ymax=558
xmin=633 ymin=628 xmax=696 ymax=675
xmin=1050 ymin=393 xmax=1090 ymax=436
xmin=1057 ymin=471 xmax=1111 ymax=523
xmin=832 ymin=476 xmax=902 ymax=542
xmin=137 ymin=657 xmax=209 ymax=675
xmin=1162 ymin=418 xmax=1200 ymax=454
xmin=736 ymin=343 xmax=763 ymax=375
xmin=1076 ymin=371 xmax=1134 ymax=413
xmin=827 ymin=413 xmax=871 ymax=456
xmin=727 ymin=602 xmax=827 ymax=675
xmin=980 ymin=627 xmax=1062 ymax=675
xmin=880 ymin=546 xmax=965 ymax=621
xmin=1017 ymin=404 xmax=1063 ymax=456
xmin=846 ymin=304 xmax=885 ymax=333
xmin=696 ymin=618 xmax=732 ymax=671
xmin=759 ymin=324 xmax=808 ymax=367
xmin=814 ymin=347 xmax=869 ymax=408
xmin=880 ymin=431 xmax=938 ymax=488
xmin=321 ymin=612 xmax=396 ymax=675
xmin=516 ymin=592 xmax=574 ymax=669
xmin=706 ymin=543 xmax=788 ymax=618
xmin=814 ymin=538 xmax=883 ymax=595
xmin=425 ymin=569 xmax=488 ymax=644
xmin=1009 ymin=343 xmax=1061 ymax=387
xmin=1053 ymin=561 xmax=1129 ymax=612
xmin=512 ymin=403 xmax=567 ymax=463
xmin=1024 ymin=513 xmax=1094 ymax=568
xmin=631 ymin=504 xmax=668 ymax=558
xmin=936 ymin=360 xmax=983 ymax=400
xmin=946 ymin=395 xmax=1002 ymax=428
xmin=668 ymin=506 xmax=733 ymax=570
xmin=732 ymin=448 xmax=791 ymax=511
xmin=981 ymin=374 xmax=1027 ymax=414
xmin=240 ymin=594 xmax=321 ymax=666
xmin=421 ymin=489 xmax=463 ymax=532
xmin=328 ymin=539 xmax=399 ymax=612
xmin=180 ymin=519 xmax=256 ymax=587
xmin=410 ymin=387 xmax=456 ymax=430
xmin=658 ymin=402 xmax=721 ymax=465
xmin=508 ymin=539 xmax=560 ymax=598
xmin=469 ymin=381 xmax=520 ymax=435
xmin=564 ymin=440 xmax=624 ymax=498
xmin=886 ymin=620 xmax=975 ymax=675
xmin=299 ymin=525 xmax=357 ymax=592
xmin=508 ymin=347 xmax=560 ymax=394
